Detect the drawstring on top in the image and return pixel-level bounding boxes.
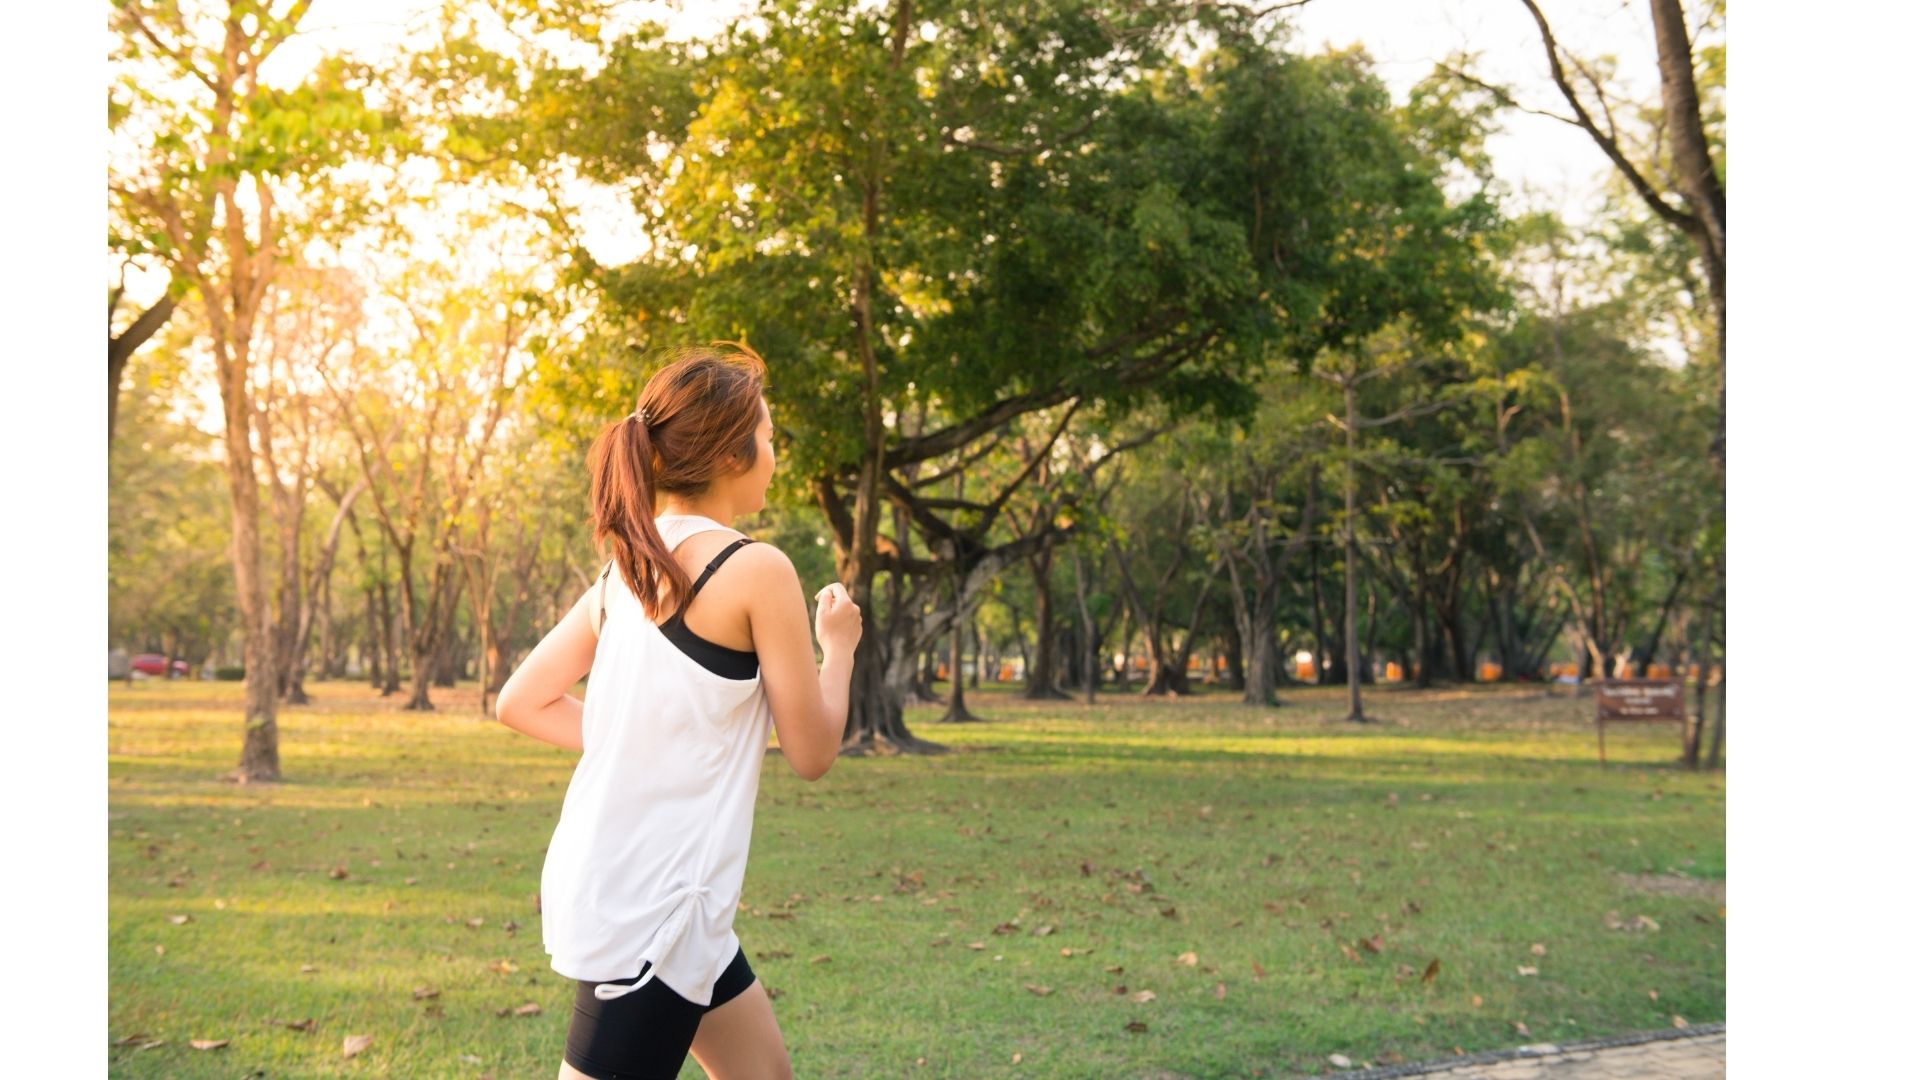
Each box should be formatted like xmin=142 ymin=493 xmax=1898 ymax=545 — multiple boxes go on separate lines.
xmin=591 ymin=883 xmax=715 ymax=1001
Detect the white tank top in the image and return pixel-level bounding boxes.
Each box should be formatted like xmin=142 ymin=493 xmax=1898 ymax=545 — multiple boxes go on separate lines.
xmin=539 ymin=514 xmax=774 ymax=1005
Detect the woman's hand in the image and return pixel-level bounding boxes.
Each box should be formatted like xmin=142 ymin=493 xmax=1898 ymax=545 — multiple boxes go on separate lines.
xmin=813 ymin=582 xmax=862 ymax=658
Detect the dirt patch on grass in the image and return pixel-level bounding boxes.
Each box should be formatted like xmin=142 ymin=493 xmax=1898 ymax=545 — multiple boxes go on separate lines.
xmin=1616 ymin=871 xmax=1725 ymax=903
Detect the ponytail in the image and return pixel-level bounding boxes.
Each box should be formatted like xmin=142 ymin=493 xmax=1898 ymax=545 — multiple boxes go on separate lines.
xmin=588 ymin=412 xmax=692 ymax=623
xmin=587 ymin=342 xmax=768 ymax=625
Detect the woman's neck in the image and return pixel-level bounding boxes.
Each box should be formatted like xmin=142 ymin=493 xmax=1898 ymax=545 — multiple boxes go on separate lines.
xmin=656 ymin=496 xmax=736 ymax=524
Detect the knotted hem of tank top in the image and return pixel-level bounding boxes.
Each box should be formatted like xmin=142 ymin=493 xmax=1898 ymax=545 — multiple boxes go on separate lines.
xmin=591 ymin=883 xmax=716 ymax=1001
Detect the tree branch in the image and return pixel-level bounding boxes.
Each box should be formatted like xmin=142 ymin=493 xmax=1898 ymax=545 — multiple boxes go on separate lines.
xmin=1514 ymin=0 xmax=1697 ymax=233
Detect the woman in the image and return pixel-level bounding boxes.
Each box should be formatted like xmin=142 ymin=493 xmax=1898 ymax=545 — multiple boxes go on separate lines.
xmin=497 ymin=342 xmax=861 ymax=1080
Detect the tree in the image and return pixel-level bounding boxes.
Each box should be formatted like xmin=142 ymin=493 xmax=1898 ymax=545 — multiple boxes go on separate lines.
xmin=109 ymin=319 xmax=237 ymax=666
xmin=110 ymin=0 xmax=395 ymax=780
xmin=514 ymin=4 xmax=1498 ymax=752
xmin=1316 ymin=331 xmax=1482 ymax=719
xmin=1450 ymin=0 xmax=1724 ymax=759
xmin=320 ymin=261 xmax=532 ymax=710
xmin=249 ymin=264 xmax=367 ymax=704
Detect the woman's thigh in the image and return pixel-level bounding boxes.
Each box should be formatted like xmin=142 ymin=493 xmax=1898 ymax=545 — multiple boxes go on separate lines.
xmin=687 ymin=979 xmax=791 ymax=1080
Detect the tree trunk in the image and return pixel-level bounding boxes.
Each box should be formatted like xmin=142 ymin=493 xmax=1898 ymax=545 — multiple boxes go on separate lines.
xmin=271 ymin=487 xmax=308 ymax=704
xmin=365 ymin=588 xmax=383 ymax=689
xmin=1411 ymin=587 xmax=1431 ymax=688
xmin=939 ymin=569 xmax=984 ymax=723
xmin=314 ymin=569 xmax=335 ymax=682
xmin=1681 ymin=606 xmax=1703 ymax=768
xmin=1023 ymin=545 xmax=1071 ymax=700
xmin=215 ymin=335 xmax=280 ymax=782
xmin=970 ymin=617 xmax=984 ymax=688
xmin=1361 ymin=579 xmax=1380 ymax=685
xmin=1634 ymin=567 xmax=1689 ymax=677
xmin=1342 ymin=381 xmax=1367 ymax=722
xmin=1309 ymin=539 xmax=1331 ymax=685
xmin=1221 ymin=628 xmax=1244 ymax=691
xmin=1071 ymin=549 xmax=1102 ymax=704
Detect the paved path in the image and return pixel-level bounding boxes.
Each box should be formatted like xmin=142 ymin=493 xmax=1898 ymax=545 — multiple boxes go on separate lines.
xmin=1312 ymin=1023 xmax=1725 ymax=1079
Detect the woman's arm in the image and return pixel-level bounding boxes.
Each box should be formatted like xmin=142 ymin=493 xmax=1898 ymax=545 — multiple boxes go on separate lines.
xmin=495 ymin=584 xmax=600 ymax=752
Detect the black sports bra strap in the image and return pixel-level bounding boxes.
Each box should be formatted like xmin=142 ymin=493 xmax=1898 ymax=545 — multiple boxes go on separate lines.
xmin=598 ymin=561 xmax=614 ymax=634
xmin=601 ymin=538 xmax=754 ymax=633
xmin=681 ymin=537 xmax=756 ymax=608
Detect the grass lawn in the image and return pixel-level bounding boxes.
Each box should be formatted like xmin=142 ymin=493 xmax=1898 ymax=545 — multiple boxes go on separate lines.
xmin=108 ymin=677 xmax=1724 ymax=1078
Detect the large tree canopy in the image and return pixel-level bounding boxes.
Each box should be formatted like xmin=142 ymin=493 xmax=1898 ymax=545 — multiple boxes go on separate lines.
xmin=496 ymin=0 xmax=1504 ymax=749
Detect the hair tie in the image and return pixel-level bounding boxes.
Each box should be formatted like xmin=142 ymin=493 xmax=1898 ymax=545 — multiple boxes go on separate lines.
xmin=629 ymin=407 xmax=651 ymax=426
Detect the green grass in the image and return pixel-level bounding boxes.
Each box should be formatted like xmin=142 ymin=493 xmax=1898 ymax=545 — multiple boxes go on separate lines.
xmin=108 ymin=678 xmax=1724 ymax=1078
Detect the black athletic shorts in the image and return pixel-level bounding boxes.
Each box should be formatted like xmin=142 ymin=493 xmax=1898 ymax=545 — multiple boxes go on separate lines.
xmin=564 ymin=946 xmax=758 ymax=1080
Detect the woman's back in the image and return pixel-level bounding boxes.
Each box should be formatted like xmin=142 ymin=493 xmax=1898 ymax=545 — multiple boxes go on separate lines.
xmin=542 ymin=514 xmax=775 ymax=1007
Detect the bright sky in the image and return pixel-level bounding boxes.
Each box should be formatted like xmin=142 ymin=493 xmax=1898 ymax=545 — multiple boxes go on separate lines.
xmin=267 ymin=0 xmax=1678 ymax=260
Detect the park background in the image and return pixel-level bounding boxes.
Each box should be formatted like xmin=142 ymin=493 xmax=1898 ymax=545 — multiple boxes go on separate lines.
xmin=56 ymin=0 xmax=1863 ymax=1074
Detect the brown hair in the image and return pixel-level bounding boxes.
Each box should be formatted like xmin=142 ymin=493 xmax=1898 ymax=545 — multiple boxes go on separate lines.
xmin=588 ymin=341 xmax=768 ymax=622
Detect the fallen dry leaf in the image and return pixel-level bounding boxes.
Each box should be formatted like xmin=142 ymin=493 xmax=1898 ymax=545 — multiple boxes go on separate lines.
xmin=166 ymin=914 xmax=191 ymax=925
xmin=1422 ymin=958 xmax=1441 ymax=983
xmin=1513 ymin=1021 xmax=1531 ymax=1037
xmin=810 ymin=954 xmax=831 ymax=964
xmin=113 ymin=1033 xmax=151 ymax=1047
xmin=1124 ymin=1020 xmax=1148 ymax=1033
xmin=467 ymin=918 xmax=485 ymax=929
xmin=1470 ymin=994 xmax=1483 ymax=1006
xmin=513 ymin=1002 xmax=542 ymax=1017
xmin=1329 ymin=1053 xmax=1353 ymax=1067
xmin=1176 ymin=951 xmax=1198 ymax=966
xmin=1529 ymin=943 xmax=1547 ymax=956
xmin=489 ymin=959 xmax=518 ymax=975
xmin=189 ymin=1038 xmax=229 ymax=1051
xmin=1360 ymin=935 xmax=1384 ymax=953
xmin=328 ymin=866 xmax=349 ymax=880
xmin=412 ymin=987 xmax=440 ymax=1001
xmin=1517 ymin=965 xmax=1538 ymax=976
xmin=1672 ymin=1014 xmax=1689 ymax=1028
xmin=1023 ymin=984 xmax=1053 ymax=996
xmin=1011 ymin=1051 xmax=1023 ymax=1064
xmin=1251 ymin=960 xmax=1267 ymax=979
xmin=299 ymin=964 xmax=318 ymax=974
xmin=1130 ymin=989 xmax=1156 ymax=1003
xmin=1105 ymin=964 xmax=1125 ymax=974
xmin=276 ymin=1018 xmax=316 ymax=1032
xmin=342 ymin=1034 xmax=373 ymax=1058
xmin=1212 ymin=982 xmax=1226 ymax=1000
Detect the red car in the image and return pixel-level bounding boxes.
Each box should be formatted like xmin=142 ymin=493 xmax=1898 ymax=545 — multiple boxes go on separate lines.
xmin=130 ymin=654 xmax=190 ymax=677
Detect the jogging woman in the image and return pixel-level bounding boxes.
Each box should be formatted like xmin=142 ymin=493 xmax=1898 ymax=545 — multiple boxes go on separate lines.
xmin=496 ymin=342 xmax=861 ymax=1080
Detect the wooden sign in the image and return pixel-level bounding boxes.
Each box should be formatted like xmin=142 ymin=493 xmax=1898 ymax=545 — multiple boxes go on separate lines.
xmin=1595 ymin=679 xmax=1688 ymax=765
